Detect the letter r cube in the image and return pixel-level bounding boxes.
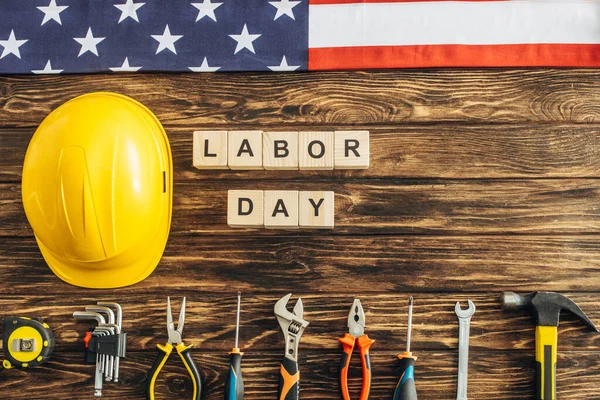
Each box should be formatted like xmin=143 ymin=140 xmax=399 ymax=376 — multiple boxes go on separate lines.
xmin=334 ymin=130 xmax=369 ymax=169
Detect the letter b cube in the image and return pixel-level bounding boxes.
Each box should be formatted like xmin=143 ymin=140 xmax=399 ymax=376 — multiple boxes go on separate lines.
xmin=263 ymin=132 xmax=299 ymax=170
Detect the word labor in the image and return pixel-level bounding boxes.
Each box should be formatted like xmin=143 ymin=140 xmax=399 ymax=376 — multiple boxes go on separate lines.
xmin=193 ymin=130 xmax=369 ymax=170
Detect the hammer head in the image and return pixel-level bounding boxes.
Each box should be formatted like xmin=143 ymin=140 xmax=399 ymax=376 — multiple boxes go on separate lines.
xmin=502 ymin=291 xmax=598 ymax=330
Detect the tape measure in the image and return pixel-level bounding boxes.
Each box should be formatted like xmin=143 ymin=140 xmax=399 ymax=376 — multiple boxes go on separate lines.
xmin=2 ymin=317 xmax=55 ymax=369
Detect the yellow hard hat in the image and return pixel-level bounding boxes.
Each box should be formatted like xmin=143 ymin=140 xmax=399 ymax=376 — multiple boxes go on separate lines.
xmin=22 ymin=92 xmax=172 ymax=289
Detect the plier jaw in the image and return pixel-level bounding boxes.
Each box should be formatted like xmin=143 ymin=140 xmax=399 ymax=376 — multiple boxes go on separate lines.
xmin=339 ymin=299 xmax=374 ymax=400
xmin=146 ymin=297 xmax=202 ymax=400
xmin=348 ymin=298 xmax=366 ymax=338
xmin=167 ymin=296 xmax=184 ymax=345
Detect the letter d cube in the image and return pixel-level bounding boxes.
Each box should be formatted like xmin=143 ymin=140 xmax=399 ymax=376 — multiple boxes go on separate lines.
xmin=227 ymin=190 xmax=264 ymax=227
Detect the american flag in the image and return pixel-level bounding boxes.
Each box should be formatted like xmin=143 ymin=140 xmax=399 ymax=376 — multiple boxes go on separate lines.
xmin=0 ymin=0 xmax=598 ymax=74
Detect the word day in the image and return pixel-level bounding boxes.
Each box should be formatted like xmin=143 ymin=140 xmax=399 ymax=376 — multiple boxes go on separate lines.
xmin=228 ymin=190 xmax=334 ymax=229
xmin=193 ymin=130 xmax=369 ymax=170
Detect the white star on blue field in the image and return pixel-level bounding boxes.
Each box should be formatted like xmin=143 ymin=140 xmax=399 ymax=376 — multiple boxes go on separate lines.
xmin=0 ymin=0 xmax=308 ymax=73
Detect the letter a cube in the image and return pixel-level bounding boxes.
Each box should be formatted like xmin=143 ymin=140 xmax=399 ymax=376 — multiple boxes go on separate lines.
xmin=264 ymin=190 xmax=299 ymax=229
xmin=228 ymin=131 xmax=263 ymax=170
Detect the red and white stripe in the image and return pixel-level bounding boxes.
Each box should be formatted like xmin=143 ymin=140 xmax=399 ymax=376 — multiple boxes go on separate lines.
xmin=308 ymin=0 xmax=600 ymax=69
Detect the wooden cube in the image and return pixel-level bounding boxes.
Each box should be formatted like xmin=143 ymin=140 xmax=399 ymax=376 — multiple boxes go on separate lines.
xmin=263 ymin=132 xmax=299 ymax=170
xmin=228 ymin=130 xmax=263 ymax=170
xmin=334 ymin=130 xmax=370 ymax=169
xmin=299 ymin=191 xmax=334 ymax=229
xmin=264 ymin=190 xmax=299 ymax=229
xmin=299 ymin=131 xmax=334 ymax=170
xmin=227 ymin=190 xmax=264 ymax=227
xmin=193 ymin=131 xmax=228 ymax=169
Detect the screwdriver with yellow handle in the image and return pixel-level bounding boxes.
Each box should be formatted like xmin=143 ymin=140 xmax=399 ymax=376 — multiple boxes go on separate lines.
xmin=393 ymin=297 xmax=417 ymax=400
xmin=225 ymin=292 xmax=244 ymax=400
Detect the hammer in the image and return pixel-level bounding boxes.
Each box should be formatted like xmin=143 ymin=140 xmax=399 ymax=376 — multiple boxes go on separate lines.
xmin=501 ymin=291 xmax=598 ymax=400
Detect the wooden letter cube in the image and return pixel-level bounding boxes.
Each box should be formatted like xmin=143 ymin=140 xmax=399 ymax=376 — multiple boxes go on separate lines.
xmin=299 ymin=191 xmax=334 ymax=229
xmin=193 ymin=130 xmax=228 ymax=169
xmin=264 ymin=190 xmax=299 ymax=229
xmin=227 ymin=190 xmax=264 ymax=227
xmin=228 ymin=130 xmax=263 ymax=170
xmin=263 ymin=132 xmax=299 ymax=170
xmin=334 ymin=130 xmax=370 ymax=169
xmin=299 ymin=131 xmax=334 ymax=170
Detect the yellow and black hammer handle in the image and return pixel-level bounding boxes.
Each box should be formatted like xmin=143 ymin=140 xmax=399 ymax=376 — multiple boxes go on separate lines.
xmin=146 ymin=342 xmax=202 ymax=400
xmin=535 ymin=326 xmax=557 ymax=400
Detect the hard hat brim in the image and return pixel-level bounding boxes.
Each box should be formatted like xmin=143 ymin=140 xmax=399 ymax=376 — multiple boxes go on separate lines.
xmin=35 ymin=231 xmax=169 ymax=289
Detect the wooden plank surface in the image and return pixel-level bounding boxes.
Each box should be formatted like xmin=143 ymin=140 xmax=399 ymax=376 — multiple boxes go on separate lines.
xmin=1 ymin=70 xmax=599 ymax=399
xmin=1 ymin=70 xmax=600 ymax=128
xmin=4 ymin=124 xmax=600 ymax=181
xmin=4 ymin=351 xmax=600 ymax=400
xmin=4 ymin=179 xmax=600 ymax=236
xmin=2 ymin=236 xmax=600 ymax=294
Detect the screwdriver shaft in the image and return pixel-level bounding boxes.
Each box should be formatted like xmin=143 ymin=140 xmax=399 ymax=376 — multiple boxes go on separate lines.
xmin=394 ymin=296 xmax=418 ymax=400
xmin=407 ymin=296 xmax=413 ymax=353
xmin=226 ymin=292 xmax=244 ymax=400
xmin=235 ymin=291 xmax=241 ymax=349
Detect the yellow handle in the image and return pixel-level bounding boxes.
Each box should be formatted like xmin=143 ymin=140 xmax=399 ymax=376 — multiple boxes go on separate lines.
xmin=147 ymin=343 xmax=173 ymax=400
xmin=535 ymin=326 xmax=557 ymax=400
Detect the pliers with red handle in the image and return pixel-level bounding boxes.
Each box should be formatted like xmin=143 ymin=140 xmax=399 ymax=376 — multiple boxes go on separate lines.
xmin=339 ymin=299 xmax=375 ymax=400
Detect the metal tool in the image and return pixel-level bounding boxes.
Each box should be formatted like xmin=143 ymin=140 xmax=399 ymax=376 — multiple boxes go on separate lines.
xmin=87 ymin=306 xmax=116 ymax=381
xmin=74 ymin=303 xmax=126 ymax=398
xmin=97 ymin=302 xmax=123 ymax=382
xmin=339 ymin=299 xmax=374 ymax=400
xmin=225 ymin=292 xmax=244 ymax=400
xmin=146 ymin=297 xmax=202 ymax=400
xmin=455 ymin=300 xmax=475 ymax=400
xmin=394 ymin=296 xmax=417 ymax=400
xmin=502 ymin=291 xmax=598 ymax=400
xmin=274 ymin=293 xmax=309 ymax=400
xmin=2 ymin=317 xmax=55 ymax=371
xmin=73 ymin=311 xmax=107 ymax=397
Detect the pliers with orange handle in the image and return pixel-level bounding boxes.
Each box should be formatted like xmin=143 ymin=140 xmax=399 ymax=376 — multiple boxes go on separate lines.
xmin=339 ymin=299 xmax=375 ymax=400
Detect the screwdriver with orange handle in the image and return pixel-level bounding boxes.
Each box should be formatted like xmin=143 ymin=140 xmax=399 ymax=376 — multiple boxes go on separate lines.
xmin=393 ymin=297 xmax=417 ymax=400
xmin=225 ymin=292 xmax=244 ymax=400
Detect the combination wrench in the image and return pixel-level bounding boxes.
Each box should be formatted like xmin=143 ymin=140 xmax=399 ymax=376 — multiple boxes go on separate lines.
xmin=455 ymin=300 xmax=476 ymax=400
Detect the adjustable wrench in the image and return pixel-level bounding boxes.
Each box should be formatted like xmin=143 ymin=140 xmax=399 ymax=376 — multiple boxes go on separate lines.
xmin=455 ymin=300 xmax=476 ymax=400
xmin=274 ymin=293 xmax=309 ymax=400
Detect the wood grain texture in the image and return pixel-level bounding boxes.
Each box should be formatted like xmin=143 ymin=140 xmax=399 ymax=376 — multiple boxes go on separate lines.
xmin=4 ymin=124 xmax=600 ymax=182
xmin=1 ymin=71 xmax=600 ymax=128
xmin=2 ymin=350 xmax=600 ymax=400
xmin=4 ymin=179 xmax=600 ymax=236
xmin=0 ymin=293 xmax=598 ymax=353
xmin=3 ymin=235 xmax=600 ymax=294
xmin=2 ymin=70 xmax=600 ymax=399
